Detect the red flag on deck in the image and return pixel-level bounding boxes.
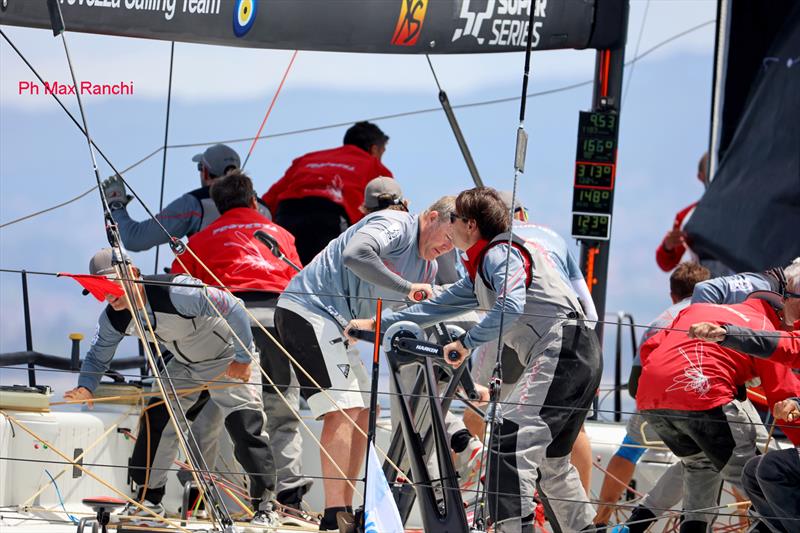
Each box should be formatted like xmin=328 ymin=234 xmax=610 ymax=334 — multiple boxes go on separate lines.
xmin=59 ymin=273 xmax=124 ymax=302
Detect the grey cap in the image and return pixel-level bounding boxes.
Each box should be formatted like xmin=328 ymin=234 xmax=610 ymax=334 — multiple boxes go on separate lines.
xmin=192 ymin=144 xmax=241 ymax=177
xmin=498 ymin=190 xmax=524 ymax=212
xmin=89 ymin=248 xmax=117 ymax=276
xmin=363 ymin=176 xmax=403 ymax=209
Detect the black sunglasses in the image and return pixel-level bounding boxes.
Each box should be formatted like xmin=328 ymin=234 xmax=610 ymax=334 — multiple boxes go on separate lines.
xmin=197 ymin=162 xmax=204 ymax=171
xmin=785 ymin=290 xmax=800 ymax=299
xmin=449 ymin=212 xmax=469 ymax=224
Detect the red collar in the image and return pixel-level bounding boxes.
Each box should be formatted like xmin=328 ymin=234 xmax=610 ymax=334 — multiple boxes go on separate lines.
xmin=462 ymin=239 xmax=490 ymax=281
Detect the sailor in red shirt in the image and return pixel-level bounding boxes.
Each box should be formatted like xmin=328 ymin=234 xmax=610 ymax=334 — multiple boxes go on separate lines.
xmin=263 ymin=121 xmax=392 ymax=265
xmin=171 ymin=171 xmax=313 ymax=523
xmin=637 ymin=284 xmax=800 ymax=532
xmin=655 ymin=152 xmax=733 ymax=277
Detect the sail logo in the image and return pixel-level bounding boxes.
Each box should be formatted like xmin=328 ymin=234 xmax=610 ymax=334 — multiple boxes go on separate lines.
xmin=233 ymin=0 xmax=257 ymax=37
xmin=391 ymin=0 xmax=429 ymax=46
xmin=452 ymin=0 xmax=547 ymax=48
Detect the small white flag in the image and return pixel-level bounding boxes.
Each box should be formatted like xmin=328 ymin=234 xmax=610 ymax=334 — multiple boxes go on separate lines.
xmin=364 ymin=442 xmax=404 ymax=533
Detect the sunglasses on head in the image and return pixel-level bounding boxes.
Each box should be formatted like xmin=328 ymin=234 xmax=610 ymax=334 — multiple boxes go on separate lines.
xmin=449 ymin=212 xmax=469 ymax=224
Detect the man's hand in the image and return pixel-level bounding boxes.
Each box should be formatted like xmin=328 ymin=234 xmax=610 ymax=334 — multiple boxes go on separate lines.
xmin=226 ymin=360 xmax=251 ymax=382
xmin=101 ymin=174 xmax=132 ymax=209
xmin=471 ymin=383 xmax=490 ymax=405
xmin=773 ymin=399 xmax=800 ymax=422
xmin=443 ymin=339 xmax=470 ymax=368
xmin=64 ymin=386 xmax=94 ymax=408
xmin=408 ymin=283 xmax=433 ymax=302
xmin=662 ymin=228 xmax=686 ymax=252
xmin=344 ymin=318 xmax=376 ymax=344
xmin=688 ymin=322 xmax=726 ymax=343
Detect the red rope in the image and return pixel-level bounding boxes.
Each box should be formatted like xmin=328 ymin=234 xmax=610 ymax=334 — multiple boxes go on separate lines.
xmin=242 ymin=50 xmax=299 ymax=168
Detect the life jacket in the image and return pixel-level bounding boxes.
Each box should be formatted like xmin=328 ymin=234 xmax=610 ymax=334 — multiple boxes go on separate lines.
xmin=472 ymin=232 xmax=583 ymax=363
xmin=105 ymin=274 xmax=233 ymax=365
xmin=187 ymin=187 xmax=271 ymax=236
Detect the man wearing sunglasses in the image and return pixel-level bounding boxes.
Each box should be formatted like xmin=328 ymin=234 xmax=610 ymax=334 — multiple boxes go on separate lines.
xmin=100 ymin=144 xmax=271 ymax=252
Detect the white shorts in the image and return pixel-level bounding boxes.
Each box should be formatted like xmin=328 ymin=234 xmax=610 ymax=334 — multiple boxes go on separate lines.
xmin=275 ymin=299 xmax=370 ymax=419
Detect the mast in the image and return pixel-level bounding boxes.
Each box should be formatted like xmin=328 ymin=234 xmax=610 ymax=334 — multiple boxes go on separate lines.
xmin=578 ymin=2 xmax=630 ymax=342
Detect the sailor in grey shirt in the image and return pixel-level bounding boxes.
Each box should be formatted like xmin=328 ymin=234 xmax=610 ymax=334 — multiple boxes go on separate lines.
xmin=274 ymin=196 xmax=455 ymax=529
xmin=64 ymin=249 xmax=278 ymax=520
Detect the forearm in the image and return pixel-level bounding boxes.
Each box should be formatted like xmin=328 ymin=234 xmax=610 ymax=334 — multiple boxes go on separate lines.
xmin=342 ymin=233 xmax=412 ymax=294
xmin=113 ymin=208 xmax=175 ymax=251
xmin=721 ymin=325 xmax=799 ymax=364
xmin=77 ymin=316 xmax=122 ymax=391
xmin=381 ymin=278 xmax=477 ymax=329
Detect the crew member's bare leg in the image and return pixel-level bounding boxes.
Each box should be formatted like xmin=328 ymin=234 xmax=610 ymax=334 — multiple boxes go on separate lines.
xmin=571 ymin=425 xmax=593 ymax=494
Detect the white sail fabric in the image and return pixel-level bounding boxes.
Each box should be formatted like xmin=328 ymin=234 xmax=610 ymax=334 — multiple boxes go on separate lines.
xmin=364 ymin=442 xmax=403 ymax=533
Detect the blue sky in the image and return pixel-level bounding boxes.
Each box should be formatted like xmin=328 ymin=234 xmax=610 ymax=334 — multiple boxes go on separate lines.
xmin=0 ymin=1 xmax=717 ymax=404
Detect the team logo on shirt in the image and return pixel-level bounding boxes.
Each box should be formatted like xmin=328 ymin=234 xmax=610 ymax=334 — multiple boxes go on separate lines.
xmin=337 ymin=364 xmax=351 ymax=378
xmin=233 ymin=0 xmax=257 ymax=38
xmin=392 ymin=0 xmax=429 ymax=46
xmin=667 ymin=344 xmax=710 ymax=397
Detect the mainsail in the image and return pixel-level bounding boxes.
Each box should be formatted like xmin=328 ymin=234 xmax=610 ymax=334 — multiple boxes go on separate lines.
xmin=0 ymin=0 xmax=625 ymax=53
xmin=685 ymin=2 xmax=800 ymax=272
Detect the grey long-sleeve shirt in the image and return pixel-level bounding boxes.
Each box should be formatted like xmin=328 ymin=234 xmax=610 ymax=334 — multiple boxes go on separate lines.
xmin=381 ymin=244 xmax=527 ymax=349
xmin=78 ymin=276 xmax=253 ymax=391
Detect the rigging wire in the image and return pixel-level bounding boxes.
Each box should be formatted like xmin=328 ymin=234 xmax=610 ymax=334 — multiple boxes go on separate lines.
xmin=4 ymin=456 xmax=798 ymax=527
xmin=622 ymin=0 xmax=652 ymax=106
xmin=153 ymin=41 xmax=176 ymax=274
xmin=1 ymin=267 xmax=797 ymax=340
xmin=0 ymin=20 xmax=715 ymax=230
xmin=4 ymin=364 xmax=793 ymax=432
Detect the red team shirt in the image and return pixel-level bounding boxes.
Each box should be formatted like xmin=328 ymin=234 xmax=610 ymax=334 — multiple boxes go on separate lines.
xmin=171 ymin=207 xmax=301 ymax=294
xmin=637 ymin=298 xmax=800 ymax=441
xmin=262 ymin=145 xmax=393 ymax=226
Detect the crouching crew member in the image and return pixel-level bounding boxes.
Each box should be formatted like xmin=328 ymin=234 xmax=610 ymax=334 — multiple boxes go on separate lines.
xmin=170 ymin=170 xmax=313 ymax=524
xmin=64 ymin=249 xmax=280 ymax=527
xmin=636 ymin=273 xmax=800 ymax=532
xmin=351 ymin=187 xmax=602 ymax=532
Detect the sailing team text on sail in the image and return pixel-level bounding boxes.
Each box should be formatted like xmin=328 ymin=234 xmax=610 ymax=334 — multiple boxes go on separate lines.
xmin=57 ymin=0 xmax=221 ymax=21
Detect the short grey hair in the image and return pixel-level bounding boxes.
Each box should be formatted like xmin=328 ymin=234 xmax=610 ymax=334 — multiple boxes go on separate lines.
xmin=425 ymin=195 xmax=456 ymax=221
xmin=785 ymin=257 xmax=800 ymax=293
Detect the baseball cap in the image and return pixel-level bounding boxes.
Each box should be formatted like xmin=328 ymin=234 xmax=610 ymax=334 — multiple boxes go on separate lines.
xmin=363 ymin=177 xmax=403 ymax=209
xmin=192 ymin=144 xmax=241 ymax=177
xmin=498 ymin=190 xmax=524 ymax=212
xmin=89 ymin=248 xmax=117 ymax=277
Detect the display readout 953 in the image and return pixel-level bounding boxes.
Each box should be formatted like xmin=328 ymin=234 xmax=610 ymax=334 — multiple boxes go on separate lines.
xmin=575 ymin=112 xmax=618 ymax=163
xmin=571 ymin=213 xmax=611 ymax=240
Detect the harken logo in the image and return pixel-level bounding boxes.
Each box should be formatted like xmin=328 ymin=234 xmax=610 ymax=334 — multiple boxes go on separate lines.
xmin=392 ymin=0 xmax=429 ymax=46
xmin=233 ymin=0 xmax=257 ymax=38
xmin=337 ymin=364 xmax=351 ymax=378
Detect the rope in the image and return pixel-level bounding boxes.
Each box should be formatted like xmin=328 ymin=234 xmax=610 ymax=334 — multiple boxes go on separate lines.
xmin=241 ymin=49 xmax=299 ymax=170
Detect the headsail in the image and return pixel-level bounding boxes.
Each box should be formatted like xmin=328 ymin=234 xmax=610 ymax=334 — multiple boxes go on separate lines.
xmin=0 ymin=0 xmax=625 ymax=53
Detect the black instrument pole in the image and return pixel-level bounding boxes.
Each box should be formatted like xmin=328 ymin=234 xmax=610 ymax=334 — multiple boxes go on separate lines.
xmin=579 ymin=3 xmax=630 ymax=344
